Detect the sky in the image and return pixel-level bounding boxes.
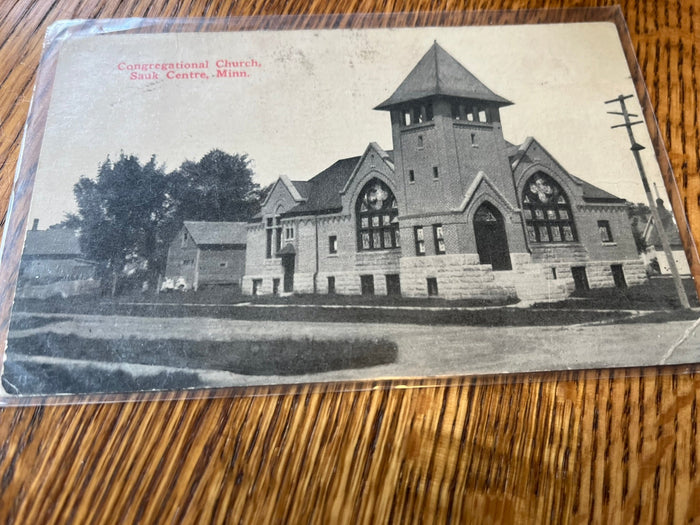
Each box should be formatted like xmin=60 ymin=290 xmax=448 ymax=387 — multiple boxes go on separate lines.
xmin=26 ymin=21 xmax=670 ymax=228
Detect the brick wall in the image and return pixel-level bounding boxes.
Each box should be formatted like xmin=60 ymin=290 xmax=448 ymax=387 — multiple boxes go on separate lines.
xmin=574 ymin=205 xmax=640 ymax=262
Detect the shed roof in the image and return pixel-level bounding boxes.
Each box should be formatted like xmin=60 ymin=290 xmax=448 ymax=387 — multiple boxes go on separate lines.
xmin=375 ymin=42 xmax=512 ymax=110
xmin=278 ymin=243 xmax=296 ymax=255
xmin=23 ymin=229 xmax=82 ymax=257
xmin=183 ymin=221 xmax=248 ymax=246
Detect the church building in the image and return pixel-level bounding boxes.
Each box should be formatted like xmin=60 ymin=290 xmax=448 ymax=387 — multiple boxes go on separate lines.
xmin=242 ymin=42 xmax=646 ymax=301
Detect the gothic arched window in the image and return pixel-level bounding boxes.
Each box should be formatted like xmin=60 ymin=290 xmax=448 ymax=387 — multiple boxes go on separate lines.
xmin=356 ymin=179 xmax=400 ymax=251
xmin=522 ymin=173 xmax=577 ymax=243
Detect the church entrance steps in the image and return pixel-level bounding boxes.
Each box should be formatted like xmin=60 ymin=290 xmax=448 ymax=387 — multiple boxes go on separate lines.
xmin=492 ymin=265 xmax=572 ymax=303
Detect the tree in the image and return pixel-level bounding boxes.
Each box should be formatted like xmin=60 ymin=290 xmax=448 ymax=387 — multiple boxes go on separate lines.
xmin=167 ymin=149 xmax=260 ymax=223
xmin=69 ymin=149 xmax=261 ymax=295
xmin=49 ymin=214 xmax=82 ymax=230
xmin=72 ymin=154 xmax=168 ymax=294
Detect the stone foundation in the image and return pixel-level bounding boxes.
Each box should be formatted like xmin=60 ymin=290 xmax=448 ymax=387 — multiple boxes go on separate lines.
xmin=492 ymin=264 xmax=571 ymax=303
xmin=530 ymin=243 xmax=589 ymax=264
xmin=242 ymin=275 xmax=280 ymax=295
xmin=292 ymin=273 xmax=315 ymax=294
xmin=585 ymin=259 xmax=647 ymax=288
xmin=354 ymin=250 xmax=401 ymax=273
xmin=399 ymin=254 xmax=517 ymax=301
xmin=244 ymin=255 xmax=648 ymax=298
xmin=317 ymin=272 xmax=363 ymax=295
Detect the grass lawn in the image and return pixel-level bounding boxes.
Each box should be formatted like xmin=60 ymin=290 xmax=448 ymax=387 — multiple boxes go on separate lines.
xmin=7 ymin=333 xmax=399 ymax=376
xmin=532 ymin=276 xmax=699 ymax=310
xmin=10 ymin=276 xmax=699 ymax=327
xmin=9 ymin=315 xmax=72 ymax=331
xmin=2 ymin=360 xmax=202 ymax=395
xmin=12 ymin=298 xmax=640 ymax=326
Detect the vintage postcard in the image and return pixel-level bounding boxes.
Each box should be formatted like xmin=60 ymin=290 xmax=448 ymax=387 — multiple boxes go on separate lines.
xmin=2 ymin=16 xmax=699 ymax=398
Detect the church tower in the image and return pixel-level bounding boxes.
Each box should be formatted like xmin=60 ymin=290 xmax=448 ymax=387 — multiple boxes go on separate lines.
xmin=375 ymin=42 xmax=526 ymax=267
xmin=375 ymin=41 xmax=518 ymax=216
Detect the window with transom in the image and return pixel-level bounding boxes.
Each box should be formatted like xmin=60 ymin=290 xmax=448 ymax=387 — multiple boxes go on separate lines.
xmin=522 ymin=173 xmax=577 ymax=243
xmin=356 ymin=179 xmax=400 ymax=251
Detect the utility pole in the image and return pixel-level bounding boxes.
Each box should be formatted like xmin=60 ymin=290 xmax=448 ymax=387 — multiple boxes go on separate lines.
xmin=605 ymin=94 xmax=690 ymax=309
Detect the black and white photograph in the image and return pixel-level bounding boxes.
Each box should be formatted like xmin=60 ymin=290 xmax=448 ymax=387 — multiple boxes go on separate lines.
xmin=2 ymin=20 xmax=699 ymax=397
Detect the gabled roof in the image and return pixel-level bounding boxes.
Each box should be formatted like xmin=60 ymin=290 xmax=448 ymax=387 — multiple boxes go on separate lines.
xmin=284 ymin=148 xmax=395 ymax=216
xmin=340 ymin=142 xmax=395 ymax=195
xmin=23 ymin=229 xmax=82 ymax=257
xmin=507 ymin=137 xmax=625 ymax=204
xmin=291 ymin=180 xmax=311 ymax=200
xmin=183 ymin=221 xmax=247 ymax=246
xmin=261 ymin=174 xmax=307 ymax=208
xmin=285 ymin=156 xmax=360 ymax=215
xmin=453 ymin=171 xmax=520 ymax=214
xmin=506 ymin=137 xmax=533 ymax=171
xmin=375 ymin=41 xmax=512 ymax=110
xmin=578 ymin=181 xmax=625 ymax=203
xmin=643 ymin=200 xmax=683 ymax=247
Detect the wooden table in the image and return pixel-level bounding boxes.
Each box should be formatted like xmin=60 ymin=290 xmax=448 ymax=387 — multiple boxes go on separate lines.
xmin=1 ymin=1 xmax=698 ymax=523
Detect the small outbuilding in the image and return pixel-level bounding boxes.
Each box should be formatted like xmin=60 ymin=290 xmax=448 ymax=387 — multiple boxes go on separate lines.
xmin=16 ymin=223 xmax=100 ymax=299
xmin=20 ymin=226 xmax=97 ymax=284
xmin=164 ymin=221 xmax=247 ymax=291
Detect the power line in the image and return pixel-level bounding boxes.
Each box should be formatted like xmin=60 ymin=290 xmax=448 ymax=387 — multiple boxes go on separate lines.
xmin=605 ymin=94 xmax=690 ymax=309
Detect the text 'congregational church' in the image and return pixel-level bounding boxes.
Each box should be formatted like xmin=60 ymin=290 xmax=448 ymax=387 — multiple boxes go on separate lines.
xmin=242 ymin=42 xmax=646 ymax=301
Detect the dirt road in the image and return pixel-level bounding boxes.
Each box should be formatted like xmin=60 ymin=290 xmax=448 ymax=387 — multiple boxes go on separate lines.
xmin=7 ymin=312 xmax=700 ymax=386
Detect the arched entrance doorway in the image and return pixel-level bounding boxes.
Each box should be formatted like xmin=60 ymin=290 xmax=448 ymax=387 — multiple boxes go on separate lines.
xmin=473 ymin=202 xmax=512 ymax=271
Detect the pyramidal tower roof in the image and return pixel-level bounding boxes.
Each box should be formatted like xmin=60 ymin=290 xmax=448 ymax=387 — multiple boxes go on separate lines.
xmin=375 ymin=41 xmax=513 ymax=110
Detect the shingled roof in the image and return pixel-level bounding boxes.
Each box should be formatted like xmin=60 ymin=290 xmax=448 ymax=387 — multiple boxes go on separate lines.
xmin=375 ymin=42 xmax=512 ymax=110
xmin=183 ymin=221 xmax=247 ymax=246
xmin=579 ymin=181 xmax=626 ymax=203
xmin=291 ymin=180 xmax=311 ymax=200
xmin=23 ymin=229 xmax=82 ymax=257
xmin=284 ymin=157 xmax=361 ymax=215
xmin=505 ymin=137 xmax=626 ymax=204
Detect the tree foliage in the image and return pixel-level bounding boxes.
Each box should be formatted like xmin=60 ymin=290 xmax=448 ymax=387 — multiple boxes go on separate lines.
xmin=69 ymin=149 xmax=260 ymax=293
xmin=71 ymin=154 xmax=169 ymax=289
xmin=49 ymin=213 xmax=82 ymax=230
xmin=167 ymin=149 xmax=260 ymax=223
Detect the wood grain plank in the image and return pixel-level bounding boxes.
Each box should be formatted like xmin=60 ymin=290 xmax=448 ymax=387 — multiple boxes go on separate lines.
xmin=0 ymin=1 xmax=700 ymax=524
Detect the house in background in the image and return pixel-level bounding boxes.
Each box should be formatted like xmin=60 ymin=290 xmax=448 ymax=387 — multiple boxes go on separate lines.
xmin=16 ymin=220 xmax=99 ymax=299
xmin=19 ymin=221 xmax=97 ymax=284
xmin=164 ymin=221 xmax=247 ymax=291
xmin=243 ymin=41 xmax=648 ymax=302
xmin=642 ymin=197 xmax=691 ymax=275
